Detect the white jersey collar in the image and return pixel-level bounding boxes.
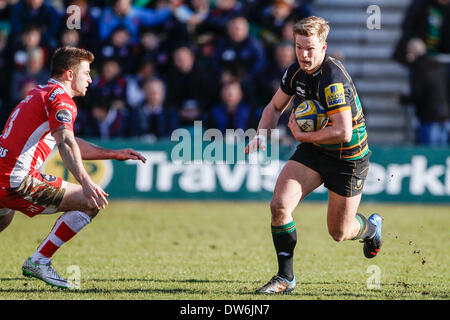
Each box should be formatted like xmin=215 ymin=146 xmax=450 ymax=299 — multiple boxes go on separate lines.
xmin=48 ymin=78 xmax=71 ymax=96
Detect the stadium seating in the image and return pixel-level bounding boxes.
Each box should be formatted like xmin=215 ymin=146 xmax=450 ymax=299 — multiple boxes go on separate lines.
xmin=314 ymin=0 xmax=415 ymax=144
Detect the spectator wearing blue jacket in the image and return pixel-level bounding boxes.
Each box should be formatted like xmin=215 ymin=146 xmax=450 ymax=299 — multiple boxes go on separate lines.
xmin=98 ymin=0 xmax=173 ymax=44
xmin=209 ymin=80 xmax=251 ymax=133
xmin=211 ymin=15 xmax=266 ymax=79
xmin=10 ymin=0 xmax=62 ymax=49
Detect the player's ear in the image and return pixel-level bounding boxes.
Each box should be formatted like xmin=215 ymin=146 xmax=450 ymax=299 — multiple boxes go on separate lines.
xmin=65 ymin=69 xmax=74 ymax=81
xmin=322 ymin=42 xmax=327 ymax=52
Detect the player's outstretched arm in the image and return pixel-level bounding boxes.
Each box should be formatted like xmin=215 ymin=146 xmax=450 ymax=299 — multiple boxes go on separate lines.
xmin=75 ymin=137 xmax=147 ymax=163
xmin=53 ymin=128 xmax=109 ymax=210
xmin=245 ymin=88 xmax=293 ymax=154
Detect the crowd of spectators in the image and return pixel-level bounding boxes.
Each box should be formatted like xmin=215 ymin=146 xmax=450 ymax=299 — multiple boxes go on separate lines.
xmin=1 ymin=0 xmax=448 ymax=146
xmin=0 ymin=0 xmax=313 ymax=142
xmin=394 ymin=0 xmax=450 ymax=146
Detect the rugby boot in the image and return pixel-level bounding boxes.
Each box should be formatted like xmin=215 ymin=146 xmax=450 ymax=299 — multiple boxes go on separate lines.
xmin=22 ymin=257 xmax=72 ymax=289
xmin=362 ymin=214 xmax=383 ymax=258
xmin=256 ymin=275 xmax=296 ymax=294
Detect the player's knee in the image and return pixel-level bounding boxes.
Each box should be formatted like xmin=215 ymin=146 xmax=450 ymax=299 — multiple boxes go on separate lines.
xmin=270 ymin=198 xmax=285 ymax=215
xmin=270 ymin=198 xmax=291 ymax=224
xmin=85 ymin=207 xmax=99 ymax=219
xmin=0 ymin=220 xmax=8 ymax=233
xmin=0 ymin=211 xmax=14 ymax=233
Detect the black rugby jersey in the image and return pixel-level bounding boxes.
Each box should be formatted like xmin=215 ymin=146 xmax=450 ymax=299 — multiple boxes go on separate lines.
xmin=280 ymin=54 xmax=370 ymax=160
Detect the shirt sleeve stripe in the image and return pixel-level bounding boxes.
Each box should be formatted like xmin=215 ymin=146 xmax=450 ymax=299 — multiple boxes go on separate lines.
xmin=327 ymin=106 xmax=351 ymax=116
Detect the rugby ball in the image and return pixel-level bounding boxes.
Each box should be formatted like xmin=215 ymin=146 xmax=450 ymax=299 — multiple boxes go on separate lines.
xmin=294 ymin=99 xmax=328 ymax=132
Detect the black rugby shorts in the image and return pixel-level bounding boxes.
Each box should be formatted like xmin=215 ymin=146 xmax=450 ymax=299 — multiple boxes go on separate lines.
xmin=289 ymin=143 xmax=370 ymax=197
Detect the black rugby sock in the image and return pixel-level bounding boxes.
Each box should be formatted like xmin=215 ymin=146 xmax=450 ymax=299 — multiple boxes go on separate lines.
xmin=271 ymin=221 xmax=297 ymax=281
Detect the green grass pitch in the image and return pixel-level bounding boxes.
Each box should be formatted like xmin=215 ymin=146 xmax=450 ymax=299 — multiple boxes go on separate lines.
xmin=0 ymin=201 xmax=448 ymax=300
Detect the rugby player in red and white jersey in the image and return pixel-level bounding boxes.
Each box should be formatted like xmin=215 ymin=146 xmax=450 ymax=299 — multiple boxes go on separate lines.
xmin=0 ymin=47 xmax=146 ymax=289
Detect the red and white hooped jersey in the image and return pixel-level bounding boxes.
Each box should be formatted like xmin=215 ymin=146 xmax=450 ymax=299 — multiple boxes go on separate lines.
xmin=0 ymin=79 xmax=77 ymax=188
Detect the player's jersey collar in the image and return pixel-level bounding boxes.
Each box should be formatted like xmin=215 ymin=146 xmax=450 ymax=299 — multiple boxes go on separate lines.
xmin=311 ymin=68 xmax=321 ymax=77
xmin=48 ymin=78 xmax=70 ymax=96
xmin=305 ymin=54 xmax=329 ymax=78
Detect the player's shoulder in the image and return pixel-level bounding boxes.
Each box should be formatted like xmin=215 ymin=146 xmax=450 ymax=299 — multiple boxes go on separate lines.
xmin=281 ymin=61 xmax=301 ymax=89
xmin=321 ymin=55 xmax=351 ymax=85
xmin=44 ymin=79 xmax=76 ymax=107
xmin=17 ymin=81 xmax=61 ymax=107
xmin=286 ymin=60 xmax=301 ymax=76
xmin=30 ymin=80 xmax=66 ymax=101
xmin=45 ymin=80 xmax=78 ymax=129
xmin=46 ymin=82 xmax=70 ymax=101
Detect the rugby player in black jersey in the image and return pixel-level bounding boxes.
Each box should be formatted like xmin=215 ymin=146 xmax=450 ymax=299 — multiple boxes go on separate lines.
xmin=245 ymin=16 xmax=383 ymax=294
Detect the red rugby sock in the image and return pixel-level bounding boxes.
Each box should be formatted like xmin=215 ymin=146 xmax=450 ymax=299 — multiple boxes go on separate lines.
xmin=31 ymin=211 xmax=91 ymax=264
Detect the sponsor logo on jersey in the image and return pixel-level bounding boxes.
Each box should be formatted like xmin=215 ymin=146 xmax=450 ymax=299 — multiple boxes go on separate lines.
xmin=40 ymin=173 xmax=57 ymax=182
xmin=325 ymin=83 xmax=346 ymax=107
xmin=49 ymin=88 xmax=65 ymax=101
xmin=0 ymin=147 xmax=8 ymax=158
xmin=56 ymin=102 xmax=76 ymax=112
xmin=55 ymin=109 xmax=72 ymax=123
xmin=296 ymin=86 xmax=305 ymax=96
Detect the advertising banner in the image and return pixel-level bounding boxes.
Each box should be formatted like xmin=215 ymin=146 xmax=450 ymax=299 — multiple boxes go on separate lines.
xmin=41 ymin=140 xmax=450 ymax=203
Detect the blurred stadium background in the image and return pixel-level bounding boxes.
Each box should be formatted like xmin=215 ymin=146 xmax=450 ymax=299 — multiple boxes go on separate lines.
xmin=0 ymin=0 xmax=448 ymax=146
xmin=0 ymin=0 xmax=447 ymax=202
xmin=0 ymin=0 xmax=449 ymax=300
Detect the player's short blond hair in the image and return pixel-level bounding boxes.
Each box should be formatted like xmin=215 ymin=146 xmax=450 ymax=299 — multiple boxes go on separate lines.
xmin=293 ymin=16 xmax=330 ymax=43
